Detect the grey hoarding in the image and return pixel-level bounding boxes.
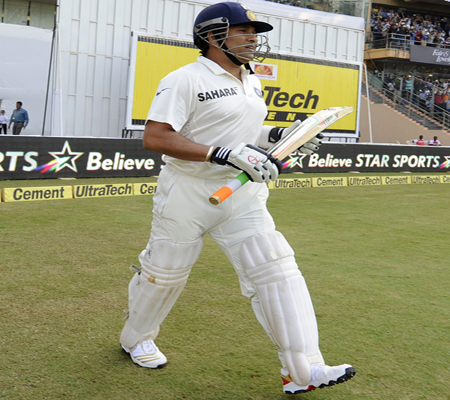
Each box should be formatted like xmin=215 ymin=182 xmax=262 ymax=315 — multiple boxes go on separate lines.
xmin=410 ymin=45 xmax=450 ymax=66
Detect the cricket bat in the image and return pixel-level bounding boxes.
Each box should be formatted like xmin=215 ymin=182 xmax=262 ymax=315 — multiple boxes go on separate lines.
xmin=209 ymin=106 xmax=354 ymax=205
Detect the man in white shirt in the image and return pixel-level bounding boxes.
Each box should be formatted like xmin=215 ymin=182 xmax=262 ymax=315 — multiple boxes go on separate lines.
xmin=428 ymin=135 xmax=441 ymax=146
xmin=119 ymin=2 xmax=355 ymax=395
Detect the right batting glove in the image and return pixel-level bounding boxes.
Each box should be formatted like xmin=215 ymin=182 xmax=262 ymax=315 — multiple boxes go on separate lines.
xmin=298 ymin=133 xmax=324 ymax=155
xmin=268 ymin=120 xmax=302 ymax=144
xmin=269 ymin=120 xmax=324 ymax=155
xmin=210 ymin=143 xmax=282 ymax=183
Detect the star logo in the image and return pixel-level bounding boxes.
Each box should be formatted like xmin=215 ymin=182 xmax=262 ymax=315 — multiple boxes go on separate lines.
xmin=35 ymin=141 xmax=84 ymax=173
xmin=282 ymin=152 xmax=308 ymax=170
xmin=439 ymin=155 xmax=450 ymax=169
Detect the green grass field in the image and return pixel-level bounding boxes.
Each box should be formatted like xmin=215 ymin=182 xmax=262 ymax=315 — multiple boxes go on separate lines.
xmin=1 ymin=176 xmax=449 ymax=400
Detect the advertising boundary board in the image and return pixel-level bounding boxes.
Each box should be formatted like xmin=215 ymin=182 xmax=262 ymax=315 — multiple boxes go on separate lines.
xmin=0 ymin=137 xmax=450 ymax=181
xmin=410 ymin=45 xmax=450 ymax=66
xmin=2 ymin=174 xmax=449 ymax=203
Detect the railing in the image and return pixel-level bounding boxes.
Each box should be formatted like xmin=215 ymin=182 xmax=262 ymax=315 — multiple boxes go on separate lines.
xmin=366 ymin=33 xmax=450 ymax=52
xmin=364 ymin=69 xmax=450 ymax=130
xmin=367 ymin=33 xmax=411 ymax=51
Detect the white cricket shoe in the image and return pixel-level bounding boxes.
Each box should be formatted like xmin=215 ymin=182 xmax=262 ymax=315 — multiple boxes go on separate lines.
xmin=121 ymin=340 xmax=167 ymax=369
xmin=282 ymin=363 xmax=356 ymax=394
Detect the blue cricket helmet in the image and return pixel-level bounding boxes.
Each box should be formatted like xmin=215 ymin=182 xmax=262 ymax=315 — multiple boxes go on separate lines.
xmin=193 ymin=2 xmax=273 ymax=42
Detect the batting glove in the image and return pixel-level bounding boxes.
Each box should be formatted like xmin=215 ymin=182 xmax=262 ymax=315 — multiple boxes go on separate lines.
xmin=210 ymin=143 xmax=282 ymax=183
xmin=298 ymin=133 xmax=324 ymax=155
xmin=268 ymin=120 xmax=302 ymax=143
xmin=269 ymin=121 xmax=323 ymax=155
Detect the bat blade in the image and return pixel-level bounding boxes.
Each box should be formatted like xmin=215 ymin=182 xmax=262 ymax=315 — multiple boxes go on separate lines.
xmin=269 ymin=106 xmax=354 ymax=160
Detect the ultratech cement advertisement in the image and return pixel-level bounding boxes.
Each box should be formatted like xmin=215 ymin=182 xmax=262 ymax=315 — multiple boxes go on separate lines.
xmin=1 ymin=137 xmax=449 ymax=180
xmin=125 ymin=35 xmax=359 ymax=136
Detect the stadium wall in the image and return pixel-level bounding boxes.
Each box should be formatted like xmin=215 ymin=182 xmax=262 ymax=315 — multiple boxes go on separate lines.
xmin=359 ymin=97 xmax=450 ymax=146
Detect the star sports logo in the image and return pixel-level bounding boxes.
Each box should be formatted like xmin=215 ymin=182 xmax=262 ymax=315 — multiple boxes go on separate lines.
xmin=438 ymin=156 xmax=450 ymax=169
xmin=34 ymin=141 xmax=84 ymax=173
xmin=282 ymin=152 xmax=307 ymax=169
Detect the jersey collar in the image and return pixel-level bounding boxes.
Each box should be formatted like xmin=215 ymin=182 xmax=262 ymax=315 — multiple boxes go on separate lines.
xmin=198 ymin=56 xmax=250 ymax=79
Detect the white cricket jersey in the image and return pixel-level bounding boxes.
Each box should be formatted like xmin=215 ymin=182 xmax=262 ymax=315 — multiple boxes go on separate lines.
xmin=147 ymin=56 xmax=268 ymax=179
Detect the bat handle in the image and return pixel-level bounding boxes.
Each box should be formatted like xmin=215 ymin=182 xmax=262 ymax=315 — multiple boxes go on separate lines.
xmin=209 ymin=172 xmax=250 ymax=205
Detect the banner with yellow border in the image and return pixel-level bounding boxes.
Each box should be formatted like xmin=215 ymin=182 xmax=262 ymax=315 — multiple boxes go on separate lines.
xmin=2 ymin=175 xmax=449 ymax=203
xmin=133 ymin=183 xmax=158 ymax=196
xmin=125 ymin=34 xmax=360 ymax=137
xmin=3 ymin=186 xmax=73 ymax=202
xmin=73 ymin=184 xmax=134 ymax=199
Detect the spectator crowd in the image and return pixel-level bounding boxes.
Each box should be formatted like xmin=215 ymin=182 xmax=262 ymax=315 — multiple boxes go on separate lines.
xmin=383 ymin=74 xmax=450 ymax=114
xmin=368 ymin=6 xmax=450 ymax=116
xmin=370 ymin=6 xmax=450 ymax=48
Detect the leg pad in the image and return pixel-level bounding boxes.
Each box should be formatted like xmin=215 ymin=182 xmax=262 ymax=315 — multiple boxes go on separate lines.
xmin=241 ymin=231 xmax=323 ymax=385
xmin=120 ymin=239 xmax=203 ymax=348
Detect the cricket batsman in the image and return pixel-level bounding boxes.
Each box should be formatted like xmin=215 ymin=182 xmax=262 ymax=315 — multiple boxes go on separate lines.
xmin=120 ymin=2 xmax=356 ymax=394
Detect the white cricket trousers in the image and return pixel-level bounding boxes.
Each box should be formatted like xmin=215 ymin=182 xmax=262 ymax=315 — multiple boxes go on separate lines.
xmin=123 ymin=166 xmax=324 ymax=374
xmin=149 ymin=165 xmax=276 ymax=297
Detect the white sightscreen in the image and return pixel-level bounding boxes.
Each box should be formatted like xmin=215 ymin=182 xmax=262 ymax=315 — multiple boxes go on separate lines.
xmin=0 ymin=23 xmax=53 ymax=135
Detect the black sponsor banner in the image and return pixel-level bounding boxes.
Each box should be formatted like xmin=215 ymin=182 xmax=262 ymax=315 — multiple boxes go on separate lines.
xmin=0 ymin=137 xmax=449 ymax=180
xmin=285 ymin=142 xmax=449 ymax=173
xmin=0 ymin=137 xmax=164 ymax=180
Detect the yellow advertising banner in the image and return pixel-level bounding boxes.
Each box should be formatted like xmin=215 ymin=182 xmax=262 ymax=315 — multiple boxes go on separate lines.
xmin=312 ymin=176 xmax=348 ymax=187
xmin=132 ymin=40 xmax=198 ymax=121
xmin=130 ymin=37 xmax=359 ymax=133
xmin=2 ymin=186 xmax=73 ymax=202
xmin=411 ymin=175 xmax=441 ymax=184
xmin=73 ymin=183 xmax=134 ymax=199
xmin=268 ymin=177 xmax=312 ymax=189
xmin=133 ymin=182 xmax=158 ymax=196
xmin=250 ymin=58 xmax=358 ymax=130
xmin=347 ymin=176 xmax=382 ymax=186
xmin=440 ymin=175 xmax=450 ymax=184
xmin=380 ymin=176 xmax=412 ymax=185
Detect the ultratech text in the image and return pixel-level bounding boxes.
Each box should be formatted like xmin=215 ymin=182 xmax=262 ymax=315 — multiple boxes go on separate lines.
xmin=263 ymin=87 xmax=319 ymax=109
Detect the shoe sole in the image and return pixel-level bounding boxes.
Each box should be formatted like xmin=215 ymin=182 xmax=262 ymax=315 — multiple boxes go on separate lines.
xmin=121 ymin=345 xmax=167 ymax=369
xmin=284 ymin=367 xmax=356 ymax=395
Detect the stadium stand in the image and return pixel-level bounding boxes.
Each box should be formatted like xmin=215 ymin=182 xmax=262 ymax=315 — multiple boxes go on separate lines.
xmin=262 ymin=0 xmax=450 ymax=133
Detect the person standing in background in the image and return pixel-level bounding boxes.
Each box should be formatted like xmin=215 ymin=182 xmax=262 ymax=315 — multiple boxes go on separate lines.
xmin=415 ymin=135 xmax=426 ymax=145
xmin=428 ymin=135 xmax=441 ymax=146
xmin=8 ymin=101 xmax=29 ymax=135
xmin=0 ymin=110 xmax=8 ymax=134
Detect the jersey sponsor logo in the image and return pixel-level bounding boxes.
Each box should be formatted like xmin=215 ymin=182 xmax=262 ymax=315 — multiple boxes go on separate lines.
xmin=197 ymin=87 xmax=238 ymax=102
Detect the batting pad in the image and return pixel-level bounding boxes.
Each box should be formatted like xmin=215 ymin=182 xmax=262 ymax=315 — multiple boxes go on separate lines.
xmin=241 ymin=231 xmax=323 ymax=386
xmin=120 ymin=239 xmax=203 ymax=348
